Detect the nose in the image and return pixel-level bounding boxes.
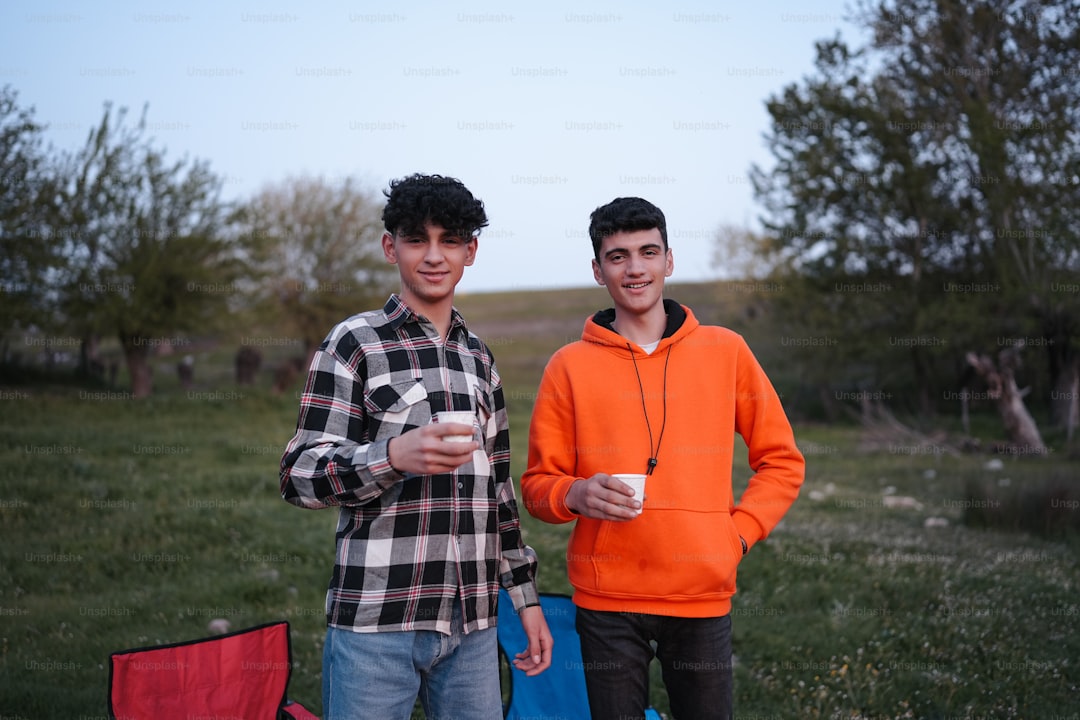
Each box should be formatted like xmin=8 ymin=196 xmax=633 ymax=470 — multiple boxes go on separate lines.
xmin=423 ymin=241 xmax=445 ymax=264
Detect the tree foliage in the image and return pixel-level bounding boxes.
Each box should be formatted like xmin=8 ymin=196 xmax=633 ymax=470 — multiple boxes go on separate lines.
xmin=0 ymin=86 xmax=55 ymax=345
xmin=238 ymin=175 xmax=397 ymax=355
xmin=752 ymin=0 xmax=1080 ymax=431
xmin=1 ymin=90 xmax=401 ymax=398
xmin=44 ymin=103 xmax=241 ymax=396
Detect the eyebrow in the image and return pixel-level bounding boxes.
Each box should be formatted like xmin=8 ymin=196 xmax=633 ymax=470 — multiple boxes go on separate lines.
xmin=603 ymin=242 xmax=664 ymax=260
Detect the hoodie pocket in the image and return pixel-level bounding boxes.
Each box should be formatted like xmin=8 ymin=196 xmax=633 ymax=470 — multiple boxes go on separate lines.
xmin=582 ymin=509 xmax=744 ymax=602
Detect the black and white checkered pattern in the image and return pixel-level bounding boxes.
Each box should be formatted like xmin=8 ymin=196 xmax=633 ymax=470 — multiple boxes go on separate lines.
xmin=281 ymin=295 xmax=539 ymax=634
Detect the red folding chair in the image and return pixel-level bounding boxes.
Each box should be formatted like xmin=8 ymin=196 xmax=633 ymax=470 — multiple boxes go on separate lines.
xmin=108 ymin=620 xmax=318 ymax=719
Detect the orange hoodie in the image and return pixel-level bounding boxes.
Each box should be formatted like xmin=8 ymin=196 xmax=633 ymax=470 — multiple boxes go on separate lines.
xmin=521 ymin=302 xmax=804 ymax=617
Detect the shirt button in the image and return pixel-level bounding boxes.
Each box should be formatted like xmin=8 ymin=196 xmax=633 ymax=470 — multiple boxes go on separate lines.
xmin=457 ymin=482 xmax=463 ymax=489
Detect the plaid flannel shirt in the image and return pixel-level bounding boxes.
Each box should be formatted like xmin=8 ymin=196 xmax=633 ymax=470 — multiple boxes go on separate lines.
xmin=280 ymin=295 xmax=539 ymax=634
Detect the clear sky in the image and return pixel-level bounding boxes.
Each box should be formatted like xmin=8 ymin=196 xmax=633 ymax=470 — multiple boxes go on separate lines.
xmin=1 ymin=0 xmax=860 ymax=293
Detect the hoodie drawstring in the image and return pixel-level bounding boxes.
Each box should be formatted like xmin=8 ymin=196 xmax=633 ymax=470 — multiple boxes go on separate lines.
xmin=629 ymin=343 xmax=671 ymax=476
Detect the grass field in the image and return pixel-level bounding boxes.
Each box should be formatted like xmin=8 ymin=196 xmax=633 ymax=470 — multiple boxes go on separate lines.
xmin=2 ymin=281 xmax=1078 ymax=719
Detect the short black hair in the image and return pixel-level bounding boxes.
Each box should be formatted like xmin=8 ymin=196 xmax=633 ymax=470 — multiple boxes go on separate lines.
xmin=588 ymin=197 xmax=668 ymax=260
xmin=382 ymin=173 xmax=488 ymax=238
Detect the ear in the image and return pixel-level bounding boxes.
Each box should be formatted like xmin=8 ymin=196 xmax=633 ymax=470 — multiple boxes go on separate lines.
xmin=381 ymin=232 xmax=397 ymax=263
xmin=592 ymin=258 xmax=605 ymax=286
xmin=464 ymin=236 xmax=478 ymax=267
xmin=665 ymin=248 xmax=674 ymax=277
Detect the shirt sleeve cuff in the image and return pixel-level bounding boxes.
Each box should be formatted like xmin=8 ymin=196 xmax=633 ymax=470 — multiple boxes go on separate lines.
xmin=366 ymin=438 xmax=403 ymax=481
xmin=506 ymin=581 xmax=541 ymax=612
xmin=554 ymin=478 xmax=585 ymax=522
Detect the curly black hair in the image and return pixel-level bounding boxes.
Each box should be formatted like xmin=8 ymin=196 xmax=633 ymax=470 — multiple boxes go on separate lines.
xmin=588 ymin=197 xmax=668 ymax=260
xmin=382 ymin=173 xmax=489 ymax=238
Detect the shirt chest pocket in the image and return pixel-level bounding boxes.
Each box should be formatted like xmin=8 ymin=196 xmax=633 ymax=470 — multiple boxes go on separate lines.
xmin=363 ymin=380 xmax=429 ymax=439
xmin=472 ymin=384 xmax=495 ymax=437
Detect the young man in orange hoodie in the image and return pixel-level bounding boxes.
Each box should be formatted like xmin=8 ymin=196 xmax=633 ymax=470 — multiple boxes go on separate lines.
xmin=521 ymin=197 xmax=805 ymax=720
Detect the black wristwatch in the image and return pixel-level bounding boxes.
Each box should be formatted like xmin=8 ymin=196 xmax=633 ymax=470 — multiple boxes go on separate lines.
xmin=739 ymin=536 xmax=748 ymax=555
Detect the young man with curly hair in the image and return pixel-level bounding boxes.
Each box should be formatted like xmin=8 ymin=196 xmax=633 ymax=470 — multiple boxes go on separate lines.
xmin=281 ymin=173 xmax=551 ymax=719
xmin=521 ymin=197 xmax=804 ymax=720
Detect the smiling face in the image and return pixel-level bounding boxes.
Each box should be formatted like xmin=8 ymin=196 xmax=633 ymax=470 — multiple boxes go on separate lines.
xmin=591 ymin=227 xmax=674 ymax=319
xmin=382 ymin=221 xmax=476 ymax=318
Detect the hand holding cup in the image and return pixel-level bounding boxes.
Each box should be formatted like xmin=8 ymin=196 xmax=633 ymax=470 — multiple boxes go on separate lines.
xmin=434 ymin=411 xmax=475 ymax=443
xmin=612 ymin=473 xmax=646 ymax=515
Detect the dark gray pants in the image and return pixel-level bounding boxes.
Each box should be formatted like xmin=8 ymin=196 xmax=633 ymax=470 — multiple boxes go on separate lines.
xmin=576 ymin=607 xmax=733 ymax=720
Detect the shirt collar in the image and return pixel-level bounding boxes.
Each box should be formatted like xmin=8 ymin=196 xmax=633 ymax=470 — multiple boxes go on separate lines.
xmin=383 ymin=294 xmax=468 ymax=336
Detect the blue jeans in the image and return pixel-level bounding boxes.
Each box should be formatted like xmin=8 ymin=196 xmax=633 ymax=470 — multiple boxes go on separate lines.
xmin=322 ymin=603 xmax=501 ymax=720
xmin=576 ymin=607 xmax=733 ymax=720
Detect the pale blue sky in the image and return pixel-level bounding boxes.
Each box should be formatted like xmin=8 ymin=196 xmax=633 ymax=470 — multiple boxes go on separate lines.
xmin=2 ymin=0 xmax=861 ymax=293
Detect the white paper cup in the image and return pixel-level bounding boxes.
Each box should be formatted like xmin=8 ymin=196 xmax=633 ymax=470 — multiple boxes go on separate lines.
xmin=434 ymin=411 xmax=475 ymax=443
xmin=612 ymin=473 xmax=646 ymax=514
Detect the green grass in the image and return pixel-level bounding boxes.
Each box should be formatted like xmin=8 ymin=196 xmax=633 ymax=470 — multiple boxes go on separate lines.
xmin=2 ymin=281 xmax=1078 ymax=718
xmin=728 ymin=426 xmax=1079 ymax=718
xmin=1 ymin=388 xmax=333 ymax=716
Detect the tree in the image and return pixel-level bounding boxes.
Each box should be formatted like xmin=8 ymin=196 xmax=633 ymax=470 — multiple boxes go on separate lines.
xmin=238 ymin=176 xmax=398 ymax=358
xmin=867 ymin=0 xmax=1080 ymax=434
xmin=0 ymin=86 xmax=56 ymax=352
xmin=710 ymin=223 xmax=782 ymax=280
xmin=49 ymin=103 xmax=241 ymax=397
xmin=966 ymin=343 xmax=1047 ymax=454
xmin=751 ymin=0 xmax=1080 ymax=437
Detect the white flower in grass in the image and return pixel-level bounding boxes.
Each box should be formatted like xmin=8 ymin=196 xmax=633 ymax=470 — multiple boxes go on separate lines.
xmin=207 ymin=618 xmax=232 ymax=634
xmin=882 ymin=495 xmax=924 ymax=511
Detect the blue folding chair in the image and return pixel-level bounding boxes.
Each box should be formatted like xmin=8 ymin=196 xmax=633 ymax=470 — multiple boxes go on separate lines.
xmin=498 ymin=588 xmax=661 ymax=719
